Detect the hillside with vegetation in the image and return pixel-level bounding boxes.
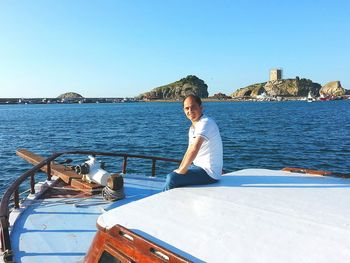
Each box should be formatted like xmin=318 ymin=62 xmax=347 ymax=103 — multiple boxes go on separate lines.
xmin=137 ymin=75 xmax=209 ymax=100
xmin=57 ymin=92 xmax=84 ymax=99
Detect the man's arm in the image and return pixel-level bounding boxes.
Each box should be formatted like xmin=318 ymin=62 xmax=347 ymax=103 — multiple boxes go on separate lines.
xmin=174 ymin=136 xmax=205 ymax=174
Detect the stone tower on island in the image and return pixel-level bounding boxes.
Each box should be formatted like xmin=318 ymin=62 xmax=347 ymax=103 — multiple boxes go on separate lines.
xmin=269 ymin=68 xmax=283 ymax=81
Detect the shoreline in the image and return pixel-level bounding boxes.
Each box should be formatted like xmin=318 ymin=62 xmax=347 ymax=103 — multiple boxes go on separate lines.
xmin=1 ymin=96 xmax=349 ymax=105
xmin=134 ymin=96 xmax=350 ymax=103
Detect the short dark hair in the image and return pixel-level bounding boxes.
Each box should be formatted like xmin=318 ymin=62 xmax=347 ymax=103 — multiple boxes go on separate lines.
xmin=183 ymin=94 xmax=202 ymax=106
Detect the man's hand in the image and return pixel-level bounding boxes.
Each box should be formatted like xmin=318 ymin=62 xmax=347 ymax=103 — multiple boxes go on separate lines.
xmin=174 ymin=136 xmax=205 ymax=175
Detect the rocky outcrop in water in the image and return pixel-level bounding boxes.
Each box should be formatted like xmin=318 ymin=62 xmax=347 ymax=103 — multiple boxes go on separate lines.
xmin=319 ymin=81 xmax=347 ymax=96
xmin=138 ymin=75 xmax=209 ymax=100
xmin=231 ymin=78 xmax=322 ymax=97
xmin=210 ymin=93 xmax=231 ymax=100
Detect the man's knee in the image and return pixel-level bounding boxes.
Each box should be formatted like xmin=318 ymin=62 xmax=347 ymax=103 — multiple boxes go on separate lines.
xmin=164 ymin=172 xmax=179 ymax=191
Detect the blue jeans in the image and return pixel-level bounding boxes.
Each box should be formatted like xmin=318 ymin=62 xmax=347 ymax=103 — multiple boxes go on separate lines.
xmin=163 ymin=165 xmax=218 ymax=191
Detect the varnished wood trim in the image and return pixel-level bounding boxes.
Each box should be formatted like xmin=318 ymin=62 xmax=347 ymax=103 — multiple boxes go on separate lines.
xmin=85 ymin=224 xmax=192 ymax=263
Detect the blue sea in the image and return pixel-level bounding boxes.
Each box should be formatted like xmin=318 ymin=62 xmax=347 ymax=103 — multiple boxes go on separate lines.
xmin=1 ymin=101 xmax=350 ymax=197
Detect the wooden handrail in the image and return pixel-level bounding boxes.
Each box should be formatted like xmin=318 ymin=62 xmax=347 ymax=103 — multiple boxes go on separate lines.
xmin=282 ymin=167 xmax=350 ymax=178
xmin=0 ymin=149 xmax=181 ymax=261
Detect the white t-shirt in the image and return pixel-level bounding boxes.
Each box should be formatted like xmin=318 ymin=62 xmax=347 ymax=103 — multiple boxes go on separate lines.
xmin=189 ymin=115 xmax=223 ymax=180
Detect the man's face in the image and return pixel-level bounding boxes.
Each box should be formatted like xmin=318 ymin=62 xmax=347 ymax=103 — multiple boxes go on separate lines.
xmin=183 ymin=97 xmax=203 ymax=123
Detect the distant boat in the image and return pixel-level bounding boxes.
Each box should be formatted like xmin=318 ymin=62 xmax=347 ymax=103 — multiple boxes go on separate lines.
xmin=256 ymin=92 xmax=274 ymax=101
xmin=307 ymin=91 xmax=315 ymax=102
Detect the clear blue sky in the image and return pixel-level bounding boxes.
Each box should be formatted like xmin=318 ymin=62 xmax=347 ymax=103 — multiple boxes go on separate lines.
xmin=1 ymin=0 xmax=349 ymax=98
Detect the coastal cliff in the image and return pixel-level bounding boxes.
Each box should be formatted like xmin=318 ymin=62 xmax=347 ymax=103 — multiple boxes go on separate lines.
xmin=320 ymin=81 xmax=348 ymax=96
xmin=138 ymin=75 xmax=209 ymax=100
xmin=232 ymin=78 xmax=349 ymax=98
xmin=231 ymin=78 xmax=322 ymax=98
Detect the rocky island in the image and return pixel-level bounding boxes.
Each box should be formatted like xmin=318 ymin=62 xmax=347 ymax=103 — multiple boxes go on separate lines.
xmin=229 ymin=69 xmax=349 ymax=100
xmin=58 ymin=92 xmax=84 ymax=100
xmin=137 ymin=75 xmax=209 ymax=100
xmin=232 ymin=78 xmax=348 ymax=99
xmin=232 ymin=78 xmax=321 ymax=98
xmin=319 ymin=81 xmax=348 ymax=96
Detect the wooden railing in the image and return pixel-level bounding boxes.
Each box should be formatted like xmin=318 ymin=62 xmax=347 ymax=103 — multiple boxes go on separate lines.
xmin=0 ymin=150 xmax=181 ymax=261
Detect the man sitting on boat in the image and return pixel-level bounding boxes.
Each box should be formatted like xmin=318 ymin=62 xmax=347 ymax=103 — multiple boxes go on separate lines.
xmin=163 ymin=94 xmax=223 ymax=190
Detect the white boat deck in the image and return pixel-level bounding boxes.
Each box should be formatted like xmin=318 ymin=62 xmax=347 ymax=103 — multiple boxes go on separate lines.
xmin=10 ymin=174 xmax=165 ymax=263
xmin=98 ymin=169 xmax=350 ymax=263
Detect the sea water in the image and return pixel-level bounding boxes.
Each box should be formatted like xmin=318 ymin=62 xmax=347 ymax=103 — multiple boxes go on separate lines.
xmin=0 ymin=101 xmax=349 ymax=196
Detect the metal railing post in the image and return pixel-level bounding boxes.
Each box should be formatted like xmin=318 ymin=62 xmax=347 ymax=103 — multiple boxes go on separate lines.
xmin=122 ymin=156 xmax=127 ymax=174
xmin=0 ymin=216 xmax=12 ymax=260
xmin=14 ymin=189 xmax=19 ymax=209
xmin=152 ymin=159 xmax=156 ymax=177
xmin=47 ymin=161 xmax=52 ymax=181
xmin=30 ymin=172 xmax=35 ymax=195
